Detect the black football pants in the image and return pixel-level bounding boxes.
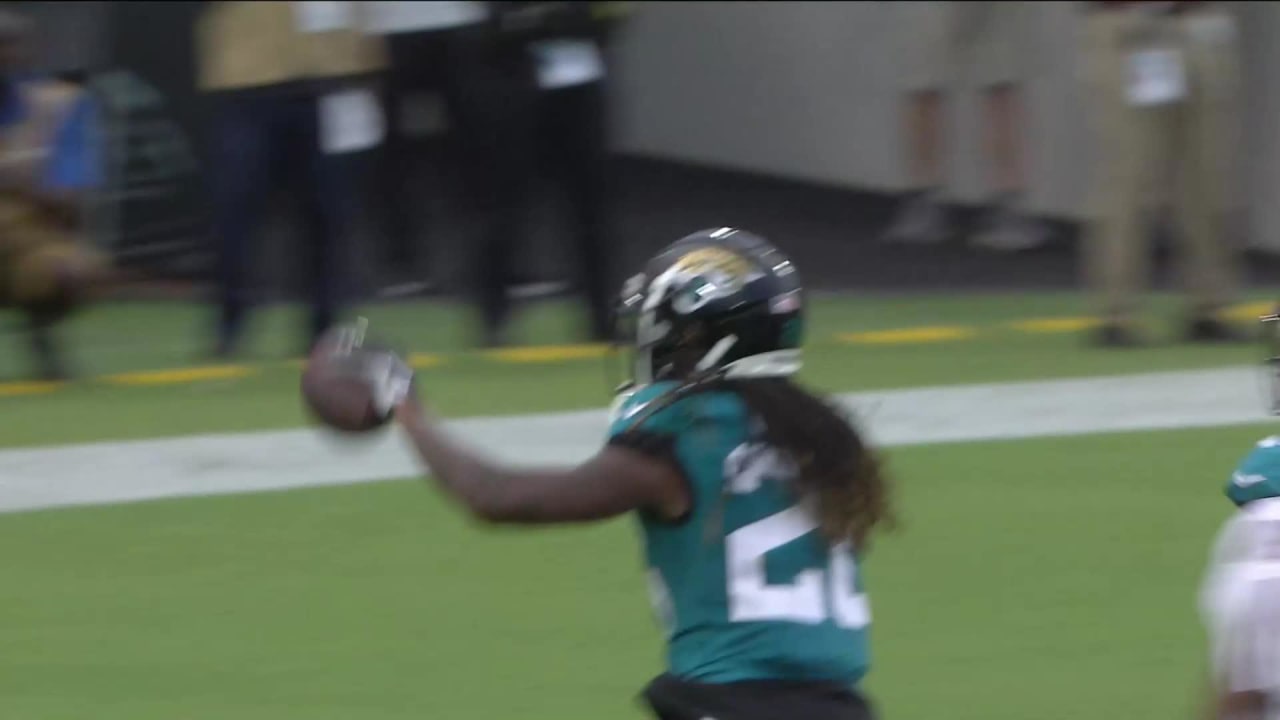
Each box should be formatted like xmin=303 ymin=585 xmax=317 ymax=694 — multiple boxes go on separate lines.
xmin=642 ymin=673 xmax=876 ymax=720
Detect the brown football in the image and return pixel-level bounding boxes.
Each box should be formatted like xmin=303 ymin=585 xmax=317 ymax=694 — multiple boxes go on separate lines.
xmin=300 ymin=330 xmax=391 ymax=434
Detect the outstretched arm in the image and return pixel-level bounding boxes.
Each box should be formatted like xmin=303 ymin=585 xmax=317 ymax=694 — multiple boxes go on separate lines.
xmin=393 ymin=396 xmax=689 ymax=525
xmin=316 ymin=321 xmax=690 ymax=526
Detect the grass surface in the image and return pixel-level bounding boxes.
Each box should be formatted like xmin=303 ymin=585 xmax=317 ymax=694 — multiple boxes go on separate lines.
xmin=0 ymin=423 xmax=1253 ymax=720
xmin=0 ymin=291 xmax=1267 ymax=447
xmin=0 ymin=290 xmax=1265 ymax=718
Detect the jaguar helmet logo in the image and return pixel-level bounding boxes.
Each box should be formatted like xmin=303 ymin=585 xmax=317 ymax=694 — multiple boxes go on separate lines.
xmin=662 ymin=246 xmax=757 ymax=316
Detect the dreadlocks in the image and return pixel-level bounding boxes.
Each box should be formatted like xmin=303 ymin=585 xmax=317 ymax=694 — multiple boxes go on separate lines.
xmin=633 ymin=332 xmax=894 ymax=550
xmin=712 ymin=376 xmax=893 ymax=550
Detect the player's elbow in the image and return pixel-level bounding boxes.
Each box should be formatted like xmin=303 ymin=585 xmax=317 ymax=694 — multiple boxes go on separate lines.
xmin=447 ymin=464 xmax=618 ymax=525
xmin=449 ymin=466 xmax=527 ymax=525
xmin=467 ymin=498 xmax=616 ymax=525
xmin=463 ymin=489 xmax=547 ymax=525
xmin=467 ymin=502 xmax=522 ymax=525
xmin=461 ymin=488 xmax=580 ymax=526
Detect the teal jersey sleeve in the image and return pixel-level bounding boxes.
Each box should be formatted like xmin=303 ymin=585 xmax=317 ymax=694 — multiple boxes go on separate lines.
xmin=1227 ymin=436 xmax=1280 ymax=507
xmin=606 ymin=380 xmax=750 ymax=506
xmin=607 ymin=381 xmax=746 ymax=458
xmin=608 ymin=381 xmax=686 ymax=439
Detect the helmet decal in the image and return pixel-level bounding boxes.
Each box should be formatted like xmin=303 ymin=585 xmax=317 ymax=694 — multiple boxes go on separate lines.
xmin=669 ymin=246 xmax=754 ymax=291
xmin=650 ymin=246 xmax=756 ymax=318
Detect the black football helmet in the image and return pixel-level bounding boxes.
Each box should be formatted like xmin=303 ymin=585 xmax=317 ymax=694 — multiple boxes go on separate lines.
xmin=612 ymin=227 xmax=804 ymax=390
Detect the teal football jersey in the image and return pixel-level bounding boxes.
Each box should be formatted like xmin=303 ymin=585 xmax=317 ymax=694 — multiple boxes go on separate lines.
xmin=609 ymin=381 xmax=872 ymax=685
xmin=1226 ymin=435 xmax=1280 ymax=507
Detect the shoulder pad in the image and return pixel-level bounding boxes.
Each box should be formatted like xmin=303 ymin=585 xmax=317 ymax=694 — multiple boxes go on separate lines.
xmin=608 ymin=382 xmax=678 ymax=436
xmin=1227 ymin=437 xmax=1280 ymax=507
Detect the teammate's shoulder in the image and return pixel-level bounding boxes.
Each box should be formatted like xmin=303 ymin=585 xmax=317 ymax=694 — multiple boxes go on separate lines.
xmin=608 ymin=381 xmax=743 ymax=437
xmin=1226 ymin=436 xmax=1280 ymax=507
xmin=1236 ymin=435 xmax=1280 ymax=473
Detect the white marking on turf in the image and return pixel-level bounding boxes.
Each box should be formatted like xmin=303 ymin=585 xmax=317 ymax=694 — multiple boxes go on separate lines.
xmin=0 ymin=366 xmax=1272 ymax=515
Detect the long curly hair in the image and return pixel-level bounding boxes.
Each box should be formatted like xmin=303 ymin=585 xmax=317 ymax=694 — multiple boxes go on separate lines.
xmin=718 ymin=377 xmax=895 ymax=550
xmin=641 ymin=362 xmax=895 ymax=551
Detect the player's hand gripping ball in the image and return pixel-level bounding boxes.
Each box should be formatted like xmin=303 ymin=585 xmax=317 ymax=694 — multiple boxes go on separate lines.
xmin=301 ymin=319 xmax=415 ymax=434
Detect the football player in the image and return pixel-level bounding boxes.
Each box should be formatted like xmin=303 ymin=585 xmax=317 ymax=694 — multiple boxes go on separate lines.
xmin=1198 ymin=312 xmax=1280 ymax=719
xmin=332 ymin=228 xmax=894 ymax=720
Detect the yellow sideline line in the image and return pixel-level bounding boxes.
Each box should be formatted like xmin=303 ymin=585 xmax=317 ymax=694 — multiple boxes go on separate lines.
xmin=483 ymin=344 xmax=610 ymax=363
xmin=1227 ymin=301 xmax=1276 ymax=321
xmin=838 ymin=326 xmax=976 ymax=345
xmin=1007 ymin=317 xmax=1101 ymax=333
xmin=0 ymin=300 xmax=1270 ymax=397
xmin=0 ymin=380 xmax=64 ymax=396
xmin=103 ymin=365 xmax=257 ymax=386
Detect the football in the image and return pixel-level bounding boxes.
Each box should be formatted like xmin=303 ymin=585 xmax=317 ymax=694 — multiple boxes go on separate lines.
xmin=300 ymin=328 xmax=392 ymax=434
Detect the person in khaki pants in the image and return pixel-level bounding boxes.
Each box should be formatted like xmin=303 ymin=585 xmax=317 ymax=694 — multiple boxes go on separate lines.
xmin=1082 ymin=1 xmax=1243 ymax=347
xmin=882 ymin=1 xmax=1048 ymax=252
xmin=197 ymin=2 xmax=386 ymax=358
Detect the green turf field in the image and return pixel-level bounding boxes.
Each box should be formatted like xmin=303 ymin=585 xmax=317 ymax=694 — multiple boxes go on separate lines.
xmin=0 ymin=424 xmax=1249 ymax=719
xmin=0 ymin=290 xmax=1269 ymax=719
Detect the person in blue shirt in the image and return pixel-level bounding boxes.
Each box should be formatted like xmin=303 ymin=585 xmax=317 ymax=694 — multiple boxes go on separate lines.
xmin=0 ymin=10 xmax=106 ymax=380
xmin=314 ymin=227 xmax=895 ymax=720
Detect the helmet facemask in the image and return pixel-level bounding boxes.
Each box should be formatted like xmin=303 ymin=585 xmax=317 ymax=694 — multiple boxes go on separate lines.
xmin=609 ymin=285 xmax=799 ymax=396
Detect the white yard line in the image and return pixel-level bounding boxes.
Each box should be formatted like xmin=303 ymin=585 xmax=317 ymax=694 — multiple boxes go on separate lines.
xmin=0 ymin=366 xmax=1273 ymax=515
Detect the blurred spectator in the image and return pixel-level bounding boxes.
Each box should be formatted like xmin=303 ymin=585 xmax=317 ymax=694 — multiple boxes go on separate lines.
xmin=882 ymin=1 xmax=1047 ymax=252
xmin=365 ymin=1 xmax=489 ymax=296
xmin=0 ymin=10 xmax=109 ymax=380
xmin=362 ymin=0 xmax=535 ymax=347
xmin=195 ymin=1 xmax=385 ymax=358
xmin=1081 ymin=1 xmax=1243 ymax=347
xmin=479 ymin=1 xmax=629 ymax=346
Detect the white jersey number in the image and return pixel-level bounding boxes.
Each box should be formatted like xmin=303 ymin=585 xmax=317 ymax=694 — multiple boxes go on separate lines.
xmin=723 ymin=444 xmax=870 ymax=629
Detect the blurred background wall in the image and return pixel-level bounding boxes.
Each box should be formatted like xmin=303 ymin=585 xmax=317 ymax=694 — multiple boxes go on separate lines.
xmin=24 ymin=1 xmax=1280 ymax=271
xmin=18 ymin=0 xmax=110 ymax=76
xmin=612 ymin=1 xmax=1278 ymax=247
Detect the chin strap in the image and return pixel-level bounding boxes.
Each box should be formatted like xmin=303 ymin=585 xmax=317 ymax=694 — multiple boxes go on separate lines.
xmin=723 ymin=349 xmax=803 ymax=379
xmin=694 ymin=335 xmax=803 ymax=379
xmin=619 ymin=335 xmax=801 ymax=418
xmin=695 ymin=335 xmax=738 ymax=372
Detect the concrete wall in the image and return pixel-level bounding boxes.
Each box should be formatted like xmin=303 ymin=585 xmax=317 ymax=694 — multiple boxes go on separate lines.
xmin=609 ymin=1 xmax=1278 ymax=247
xmin=15 ymin=0 xmax=111 ymax=75
xmin=20 ymin=0 xmax=1279 ymax=250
